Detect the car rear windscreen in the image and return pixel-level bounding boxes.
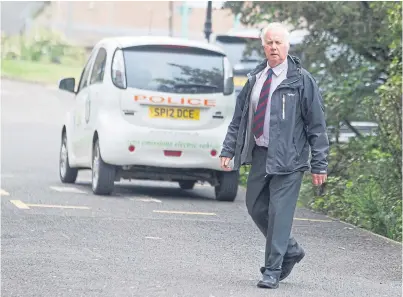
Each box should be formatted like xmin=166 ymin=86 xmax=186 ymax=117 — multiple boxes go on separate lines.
xmin=122 ymin=45 xmax=225 ymax=94
xmin=215 ymin=35 xmax=262 ymax=65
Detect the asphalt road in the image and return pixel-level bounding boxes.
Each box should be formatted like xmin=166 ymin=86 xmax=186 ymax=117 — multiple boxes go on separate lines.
xmin=1 ymin=79 xmax=402 ymax=297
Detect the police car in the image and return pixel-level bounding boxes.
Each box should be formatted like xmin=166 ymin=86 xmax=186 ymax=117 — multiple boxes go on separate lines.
xmin=57 ymin=36 xmax=239 ymax=201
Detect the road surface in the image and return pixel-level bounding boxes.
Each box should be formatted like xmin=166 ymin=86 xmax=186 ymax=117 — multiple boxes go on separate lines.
xmin=1 ymin=79 xmax=401 ymax=297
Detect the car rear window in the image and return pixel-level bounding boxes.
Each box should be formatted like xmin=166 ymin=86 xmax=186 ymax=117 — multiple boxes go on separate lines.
xmin=122 ymin=45 xmax=225 ymax=94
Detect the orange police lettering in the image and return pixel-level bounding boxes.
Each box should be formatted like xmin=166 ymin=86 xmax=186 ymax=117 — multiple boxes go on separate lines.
xmin=204 ymin=99 xmax=216 ymax=107
xmin=187 ymin=99 xmax=201 ymax=105
xmin=134 ymin=95 xmax=147 ymax=102
xmin=167 ymin=97 xmax=178 ymax=105
xmin=134 ymin=95 xmax=214 ymax=107
xmin=150 ymin=96 xmax=164 ymax=103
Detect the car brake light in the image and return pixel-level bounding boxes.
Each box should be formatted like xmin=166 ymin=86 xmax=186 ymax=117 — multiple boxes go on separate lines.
xmin=112 ymin=49 xmax=127 ymax=89
xmin=223 ymin=56 xmax=234 ymax=95
xmin=164 ymin=150 xmax=182 ymax=157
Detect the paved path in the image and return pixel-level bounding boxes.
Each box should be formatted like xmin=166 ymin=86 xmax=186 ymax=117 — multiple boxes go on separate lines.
xmin=1 ymin=79 xmax=401 ymax=297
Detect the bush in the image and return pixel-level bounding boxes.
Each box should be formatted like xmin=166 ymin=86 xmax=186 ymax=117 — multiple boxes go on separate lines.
xmin=300 ymin=138 xmax=402 ymax=241
xmin=1 ymin=27 xmax=86 ymax=66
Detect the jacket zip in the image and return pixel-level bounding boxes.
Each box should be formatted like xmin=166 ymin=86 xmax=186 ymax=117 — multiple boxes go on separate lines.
xmin=282 ymin=95 xmax=285 ymax=119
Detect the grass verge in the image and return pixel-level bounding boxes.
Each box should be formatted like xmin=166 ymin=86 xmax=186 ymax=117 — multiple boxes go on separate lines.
xmin=1 ymin=59 xmax=82 ymax=86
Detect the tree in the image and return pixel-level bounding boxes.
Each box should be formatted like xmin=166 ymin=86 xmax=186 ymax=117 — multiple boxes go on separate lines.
xmin=223 ymin=1 xmax=397 ymax=129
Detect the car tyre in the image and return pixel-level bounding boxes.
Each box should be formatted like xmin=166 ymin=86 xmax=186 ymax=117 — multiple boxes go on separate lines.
xmin=59 ymin=133 xmax=78 ymax=183
xmin=215 ymin=170 xmax=239 ymax=202
xmin=92 ymin=139 xmax=116 ymax=195
xmin=178 ymin=180 xmax=196 ymax=190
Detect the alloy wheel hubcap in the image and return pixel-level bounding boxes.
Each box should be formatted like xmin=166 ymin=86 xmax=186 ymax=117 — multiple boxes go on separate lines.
xmin=60 ymin=140 xmax=68 ymax=177
xmin=92 ymin=146 xmax=100 ymax=190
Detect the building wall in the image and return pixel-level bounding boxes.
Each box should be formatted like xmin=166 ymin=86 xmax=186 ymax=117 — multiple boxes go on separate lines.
xmin=32 ymin=1 xmax=246 ymax=46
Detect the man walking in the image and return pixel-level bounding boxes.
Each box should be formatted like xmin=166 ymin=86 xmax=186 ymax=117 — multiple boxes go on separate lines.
xmin=219 ymin=22 xmax=329 ymax=289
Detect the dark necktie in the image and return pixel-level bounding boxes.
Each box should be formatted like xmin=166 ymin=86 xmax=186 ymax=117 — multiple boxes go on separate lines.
xmin=252 ymin=68 xmax=274 ymax=138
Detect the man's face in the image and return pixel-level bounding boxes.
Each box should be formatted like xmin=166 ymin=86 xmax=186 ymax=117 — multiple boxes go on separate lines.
xmin=262 ymin=29 xmax=289 ymax=67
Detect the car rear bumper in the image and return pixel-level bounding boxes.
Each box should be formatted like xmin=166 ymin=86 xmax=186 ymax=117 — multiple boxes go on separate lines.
xmin=98 ymin=115 xmax=230 ymax=171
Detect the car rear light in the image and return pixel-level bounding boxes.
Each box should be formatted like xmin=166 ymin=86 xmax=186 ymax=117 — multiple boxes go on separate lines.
xmin=111 ymin=49 xmax=127 ymax=89
xmin=164 ymin=150 xmax=182 ymax=157
xmin=223 ymin=56 xmax=234 ymax=95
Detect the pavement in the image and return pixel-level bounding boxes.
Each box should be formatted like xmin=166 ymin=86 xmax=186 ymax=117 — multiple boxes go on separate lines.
xmin=1 ymin=79 xmax=402 ymax=297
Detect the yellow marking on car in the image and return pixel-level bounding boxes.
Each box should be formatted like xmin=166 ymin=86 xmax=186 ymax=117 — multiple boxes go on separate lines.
xmin=149 ymin=106 xmax=200 ymax=120
xmin=233 ymin=76 xmax=248 ymax=87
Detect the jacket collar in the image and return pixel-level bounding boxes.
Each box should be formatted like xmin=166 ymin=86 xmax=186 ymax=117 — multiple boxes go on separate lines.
xmin=248 ymin=55 xmax=302 ymax=79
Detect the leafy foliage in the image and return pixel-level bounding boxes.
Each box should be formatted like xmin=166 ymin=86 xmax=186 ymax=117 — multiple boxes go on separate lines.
xmin=1 ymin=27 xmax=86 ymax=66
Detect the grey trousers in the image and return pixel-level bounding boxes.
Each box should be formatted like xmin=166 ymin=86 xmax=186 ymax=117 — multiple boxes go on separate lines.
xmin=245 ymin=145 xmax=304 ymax=271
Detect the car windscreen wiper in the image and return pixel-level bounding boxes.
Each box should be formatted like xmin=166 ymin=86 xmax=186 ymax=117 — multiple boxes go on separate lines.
xmin=174 ymin=83 xmax=218 ymax=89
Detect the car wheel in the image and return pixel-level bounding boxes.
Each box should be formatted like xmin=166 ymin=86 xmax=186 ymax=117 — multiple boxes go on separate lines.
xmin=92 ymin=139 xmax=116 ymax=195
xmin=178 ymin=180 xmax=196 ymax=190
xmin=215 ymin=170 xmax=239 ymax=202
xmin=59 ymin=133 xmax=78 ymax=183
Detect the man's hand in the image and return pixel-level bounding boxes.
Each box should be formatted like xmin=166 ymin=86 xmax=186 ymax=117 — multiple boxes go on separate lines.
xmin=312 ymin=174 xmax=327 ymax=186
xmin=220 ymin=157 xmax=232 ymax=171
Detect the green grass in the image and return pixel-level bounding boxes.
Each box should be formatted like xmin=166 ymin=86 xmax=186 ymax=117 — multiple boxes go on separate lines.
xmin=1 ymin=59 xmax=82 ymax=85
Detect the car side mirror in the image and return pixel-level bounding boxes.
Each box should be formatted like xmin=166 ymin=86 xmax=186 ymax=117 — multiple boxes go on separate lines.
xmin=223 ymin=77 xmax=234 ymax=96
xmin=59 ymin=77 xmax=76 ymax=93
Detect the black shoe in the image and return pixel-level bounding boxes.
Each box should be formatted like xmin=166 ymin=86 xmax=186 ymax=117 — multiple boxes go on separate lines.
xmin=257 ymin=269 xmax=280 ymax=289
xmin=280 ymin=250 xmax=305 ymax=281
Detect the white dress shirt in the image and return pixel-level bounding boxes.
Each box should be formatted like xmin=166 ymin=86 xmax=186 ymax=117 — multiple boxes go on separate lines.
xmin=251 ymin=59 xmax=288 ymax=147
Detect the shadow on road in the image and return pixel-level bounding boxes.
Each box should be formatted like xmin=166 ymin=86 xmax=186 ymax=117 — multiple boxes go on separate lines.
xmin=74 ymin=180 xmax=217 ymax=202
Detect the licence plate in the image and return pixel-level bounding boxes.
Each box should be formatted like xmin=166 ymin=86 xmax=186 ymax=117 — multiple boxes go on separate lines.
xmin=149 ymin=106 xmax=200 ymax=120
xmin=233 ymin=76 xmax=248 ymax=87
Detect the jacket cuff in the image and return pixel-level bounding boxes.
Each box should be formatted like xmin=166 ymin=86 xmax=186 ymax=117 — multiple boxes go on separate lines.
xmin=219 ymin=150 xmax=234 ymax=158
xmin=311 ymin=168 xmax=327 ymax=175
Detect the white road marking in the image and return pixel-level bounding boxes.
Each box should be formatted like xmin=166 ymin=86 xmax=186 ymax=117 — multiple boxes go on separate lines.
xmin=26 ymin=203 xmax=90 ymax=209
xmin=0 ymin=189 xmax=10 ymax=196
xmin=9 ymin=200 xmax=90 ymax=210
xmin=49 ymin=186 xmax=88 ymax=194
xmin=10 ymin=200 xmax=30 ymax=209
xmin=153 ymin=210 xmax=217 ymax=216
xmin=145 ymin=236 xmax=162 ymax=240
xmin=130 ymin=197 xmax=162 ymax=203
xmin=61 ymin=233 xmax=71 ymax=240
xmin=83 ymin=247 xmax=102 ymax=258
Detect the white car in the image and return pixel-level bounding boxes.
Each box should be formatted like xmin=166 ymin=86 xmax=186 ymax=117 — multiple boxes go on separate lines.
xmin=58 ymin=36 xmax=239 ymax=201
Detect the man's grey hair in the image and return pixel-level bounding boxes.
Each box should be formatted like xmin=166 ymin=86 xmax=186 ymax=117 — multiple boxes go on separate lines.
xmin=260 ymin=22 xmax=290 ymax=46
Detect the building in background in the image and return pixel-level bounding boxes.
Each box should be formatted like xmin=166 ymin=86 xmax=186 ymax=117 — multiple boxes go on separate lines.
xmin=1 ymin=1 xmax=50 ymax=36
xmin=2 ymin=1 xmax=247 ymax=47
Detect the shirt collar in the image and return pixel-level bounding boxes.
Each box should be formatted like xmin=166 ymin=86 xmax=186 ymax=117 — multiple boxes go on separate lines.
xmin=263 ymin=58 xmax=288 ymax=77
